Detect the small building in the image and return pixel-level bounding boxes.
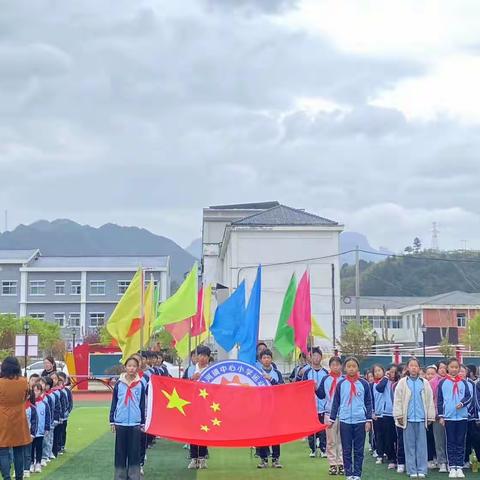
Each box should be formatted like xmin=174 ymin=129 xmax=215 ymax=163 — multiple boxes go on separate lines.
xmin=202 ymin=201 xmax=344 ymax=354
xmin=0 ymin=250 xmax=170 ymax=338
xmin=341 ymin=290 xmax=480 ymax=347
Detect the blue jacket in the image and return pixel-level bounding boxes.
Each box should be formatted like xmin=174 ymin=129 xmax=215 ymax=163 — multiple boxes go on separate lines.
xmin=64 ymin=387 xmax=73 ymax=417
xmin=109 ymin=375 xmax=146 ymax=426
xmin=317 ymin=374 xmax=344 ymax=415
xmin=259 ymin=366 xmax=284 ymax=385
xmin=330 ymin=377 xmax=372 ymax=424
xmin=406 ymin=376 xmax=426 ymax=422
xmin=44 ymin=392 xmax=55 ymax=427
xmin=59 ymin=388 xmax=69 ymax=421
xmin=375 ymin=377 xmax=394 ymax=416
xmin=465 ymin=378 xmax=475 ymax=421
xmin=301 ymin=367 xmax=329 ymax=413
xmin=182 ymin=364 xmax=196 ymax=380
xmin=34 ymin=398 xmax=51 ymax=437
xmin=371 ymin=381 xmax=386 ymax=417
xmin=51 ymin=388 xmax=63 ymax=424
xmin=26 ymin=402 xmax=38 ymax=438
xmin=437 ymin=377 xmax=471 ymax=421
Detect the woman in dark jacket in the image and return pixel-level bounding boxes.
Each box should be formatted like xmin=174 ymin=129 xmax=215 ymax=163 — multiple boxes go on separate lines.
xmin=40 ymin=356 xmax=57 ymax=377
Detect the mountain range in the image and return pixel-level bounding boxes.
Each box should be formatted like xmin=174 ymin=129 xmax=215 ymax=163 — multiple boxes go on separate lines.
xmin=0 ymin=220 xmax=196 ymax=283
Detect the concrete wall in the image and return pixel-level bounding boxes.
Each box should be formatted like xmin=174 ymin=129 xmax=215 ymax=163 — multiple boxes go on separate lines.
xmin=0 ymin=264 xmax=21 ymax=314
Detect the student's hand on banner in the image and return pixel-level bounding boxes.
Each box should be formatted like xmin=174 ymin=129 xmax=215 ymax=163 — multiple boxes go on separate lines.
xmin=191 ymin=373 xmax=201 ymax=381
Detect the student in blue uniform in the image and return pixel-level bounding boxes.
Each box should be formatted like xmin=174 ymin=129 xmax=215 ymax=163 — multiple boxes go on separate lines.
xmin=182 ymin=349 xmax=198 ymax=380
xmin=330 ymin=356 xmax=372 ymax=480
xmin=32 ymin=383 xmax=50 ymax=474
xmin=459 ymin=364 xmax=477 ymax=466
xmin=110 ymin=356 xmax=146 ymax=480
xmin=393 ymin=357 xmax=435 ymax=479
xmin=317 ymin=356 xmax=344 ymax=475
xmin=289 ymin=352 xmax=308 ymax=382
xmin=371 ymin=364 xmax=386 ymax=465
xmin=256 ymin=349 xmax=284 ymax=469
xmin=437 ymin=357 xmax=471 ymax=479
xmin=300 ymin=347 xmax=328 ymax=457
xmin=39 ymin=376 xmax=55 ymax=464
xmin=375 ymin=364 xmax=399 ymax=470
xmin=24 ymin=389 xmax=37 ymax=478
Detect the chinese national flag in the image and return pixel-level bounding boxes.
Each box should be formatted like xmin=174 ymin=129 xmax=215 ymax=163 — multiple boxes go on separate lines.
xmin=146 ymin=376 xmax=325 ymax=447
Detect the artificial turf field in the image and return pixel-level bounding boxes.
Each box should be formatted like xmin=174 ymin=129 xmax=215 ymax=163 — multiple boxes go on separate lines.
xmin=35 ymin=399 xmax=477 ymax=479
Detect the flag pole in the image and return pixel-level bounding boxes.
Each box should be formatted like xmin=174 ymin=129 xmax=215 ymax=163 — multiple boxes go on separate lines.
xmin=140 ymin=267 xmax=145 ymax=352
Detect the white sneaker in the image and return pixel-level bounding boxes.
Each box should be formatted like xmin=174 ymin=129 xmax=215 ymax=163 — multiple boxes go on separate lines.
xmin=49 ymin=454 xmax=56 ymax=460
xmin=397 ymin=464 xmax=405 ymax=473
xmin=187 ymin=459 xmax=198 ymax=469
xmin=34 ymin=464 xmax=42 ymax=473
xmin=376 ymin=457 xmax=383 ymax=464
xmin=456 ymin=469 xmax=465 ymax=478
xmin=198 ymin=458 xmax=208 ymax=469
xmin=372 ymin=450 xmax=378 ymax=458
xmin=418 ymin=475 xmax=426 ymax=479
xmin=463 ymin=462 xmax=470 ymax=469
xmin=24 ymin=471 xmax=30 ymax=478
xmin=140 ymin=465 xmax=144 ymax=476
xmin=449 ymin=469 xmax=458 ymax=478
xmin=388 ymin=463 xmax=397 ymax=469
xmin=427 ymin=461 xmax=436 ymax=469
xmin=29 ymin=465 xmax=34 ymax=473
xmin=439 ymin=463 xmax=448 ymax=473
xmin=309 ymin=451 xmax=316 ymax=458
xmin=40 ymin=459 xmax=47 ymax=467
xmin=320 ymin=451 xmax=328 ymax=458
xmin=410 ymin=475 xmax=418 ymax=479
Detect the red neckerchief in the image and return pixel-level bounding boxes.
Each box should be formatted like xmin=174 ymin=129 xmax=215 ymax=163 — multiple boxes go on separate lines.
xmin=138 ymin=370 xmax=144 ymax=378
xmin=374 ymin=378 xmax=382 ymax=384
xmin=346 ymin=374 xmax=360 ymax=405
xmin=328 ymin=372 xmax=342 ymax=398
xmin=446 ymin=375 xmax=462 ymax=396
xmin=124 ymin=380 xmax=141 ymax=405
xmin=35 ymin=395 xmax=45 ymax=404
xmin=25 ymin=400 xmax=33 ymax=409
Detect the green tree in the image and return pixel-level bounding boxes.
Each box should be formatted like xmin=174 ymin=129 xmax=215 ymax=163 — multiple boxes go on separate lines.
xmin=338 ymin=320 xmax=375 ymax=360
xmin=461 ymin=314 xmax=480 ymax=352
xmin=438 ymin=336 xmax=455 ymax=358
xmin=413 ymin=237 xmax=422 ymax=253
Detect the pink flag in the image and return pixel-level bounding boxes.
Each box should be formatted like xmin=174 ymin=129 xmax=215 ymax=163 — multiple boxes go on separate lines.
xmin=190 ymin=287 xmax=205 ymax=336
xmin=288 ymin=271 xmax=312 ymax=354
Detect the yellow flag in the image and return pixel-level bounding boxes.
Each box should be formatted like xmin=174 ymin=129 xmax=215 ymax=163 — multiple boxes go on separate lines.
xmin=311 ymin=315 xmax=329 ymax=339
xmin=175 ymin=334 xmax=191 ymax=360
xmin=107 ymin=269 xmax=142 ymax=358
xmin=143 ymin=277 xmax=155 ymax=339
xmin=198 ymin=284 xmax=212 ymax=343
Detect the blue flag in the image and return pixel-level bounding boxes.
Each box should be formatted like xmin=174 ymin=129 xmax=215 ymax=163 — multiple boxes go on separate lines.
xmin=210 ymin=281 xmax=246 ymax=352
xmin=236 ymin=266 xmax=262 ymax=365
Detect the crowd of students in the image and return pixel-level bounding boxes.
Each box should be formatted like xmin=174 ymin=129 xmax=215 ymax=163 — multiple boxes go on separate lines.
xmin=23 ymin=357 xmax=73 ymax=477
xmin=109 ymin=343 xmax=480 ymax=480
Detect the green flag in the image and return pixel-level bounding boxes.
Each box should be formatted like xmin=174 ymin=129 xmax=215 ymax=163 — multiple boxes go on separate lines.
xmin=273 ymin=273 xmax=297 ymax=358
xmin=154 ymin=263 xmax=198 ymax=328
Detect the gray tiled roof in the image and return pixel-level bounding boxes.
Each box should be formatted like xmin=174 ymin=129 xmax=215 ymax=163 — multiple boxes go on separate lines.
xmin=209 ymin=201 xmax=280 ymax=210
xmin=342 ymin=291 xmax=480 ymax=310
xmin=29 ymin=255 xmax=169 ymax=269
xmin=232 ymin=205 xmax=338 ymax=226
xmin=0 ymin=249 xmax=39 ymax=263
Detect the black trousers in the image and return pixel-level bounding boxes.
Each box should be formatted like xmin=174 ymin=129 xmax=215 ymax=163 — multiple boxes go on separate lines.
xmin=445 ymin=420 xmax=467 ymax=468
xmin=258 ymin=445 xmax=280 ymax=461
xmin=114 ymin=425 xmax=142 ymax=480
xmin=373 ymin=417 xmax=385 ymax=457
xmin=308 ymin=413 xmax=326 ymax=453
xmin=383 ymin=416 xmax=397 ymax=463
xmin=189 ymin=445 xmax=208 ymax=459
xmin=52 ymin=425 xmax=62 ymax=457
xmin=396 ymin=426 xmax=405 ymax=465
xmin=60 ymin=421 xmax=68 ymax=450
xmin=31 ymin=437 xmax=43 ymax=465
xmin=465 ymin=421 xmax=480 ymax=462
xmin=340 ymin=422 xmax=366 ymax=478
xmin=0 ymin=446 xmax=24 ymax=480
xmin=139 ymin=432 xmax=147 ymax=466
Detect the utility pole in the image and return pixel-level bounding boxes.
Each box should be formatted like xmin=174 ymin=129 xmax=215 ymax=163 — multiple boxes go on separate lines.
xmin=331 ymin=264 xmax=336 ymax=349
xmin=355 ymin=245 xmax=360 ymax=323
xmin=382 ymin=304 xmax=388 ymax=341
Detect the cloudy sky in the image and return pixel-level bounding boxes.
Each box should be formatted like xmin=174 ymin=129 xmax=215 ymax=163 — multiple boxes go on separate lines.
xmin=1 ymin=0 xmax=480 ymax=252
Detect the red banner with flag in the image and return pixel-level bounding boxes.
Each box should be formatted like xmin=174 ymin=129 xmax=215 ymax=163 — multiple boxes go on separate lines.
xmin=146 ymin=376 xmax=325 ymax=447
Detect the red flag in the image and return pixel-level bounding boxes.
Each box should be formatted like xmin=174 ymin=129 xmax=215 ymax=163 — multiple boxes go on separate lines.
xmin=146 ymin=376 xmax=324 ymax=447
xmin=190 ymin=287 xmax=205 ymax=337
xmin=287 ymin=271 xmax=312 ymax=354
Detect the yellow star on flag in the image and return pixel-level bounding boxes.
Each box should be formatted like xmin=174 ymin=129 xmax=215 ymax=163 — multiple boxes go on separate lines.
xmin=199 ymin=388 xmax=209 ymax=399
xmin=210 ymin=402 xmax=221 ymax=412
xmin=200 ymin=425 xmax=210 ymax=432
xmin=161 ymin=388 xmax=191 ymax=416
xmin=211 ymin=418 xmax=221 ymax=427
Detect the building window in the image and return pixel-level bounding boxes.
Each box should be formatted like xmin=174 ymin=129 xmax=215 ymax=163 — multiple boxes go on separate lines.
xmin=90 ymin=281 xmax=105 ymax=295
xmin=54 ymin=313 xmax=66 ymax=328
xmin=118 ymin=281 xmax=130 ymax=295
xmin=29 ymin=280 xmax=46 ymax=296
xmin=29 ymin=313 xmax=45 ymax=320
xmin=89 ymin=312 xmax=105 ymax=327
xmin=1 ymin=281 xmax=17 ymax=296
xmin=457 ymin=313 xmax=467 ymax=328
xmin=69 ymin=313 xmax=81 ymax=327
xmin=144 ymin=280 xmax=159 ymax=289
xmin=71 ymin=281 xmax=81 ymax=295
xmin=55 ymin=281 xmax=65 ymax=295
